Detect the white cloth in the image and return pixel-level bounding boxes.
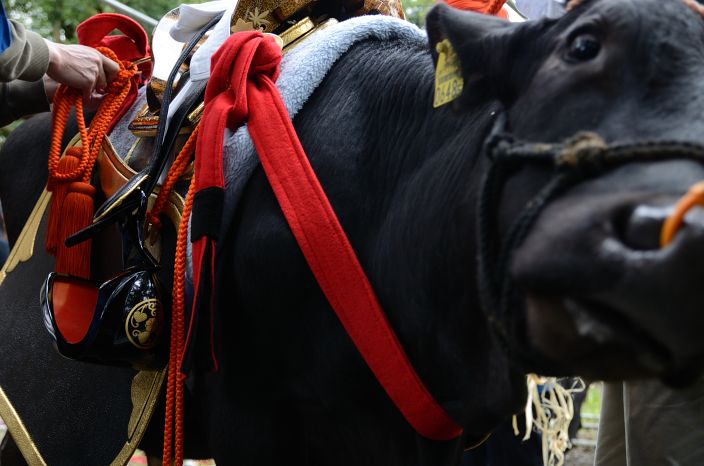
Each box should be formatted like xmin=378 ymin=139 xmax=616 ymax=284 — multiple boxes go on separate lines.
xmin=189 ymin=2 xmax=240 ymax=82
xmin=169 ymin=1 xmax=231 ymax=43
xmin=515 ymin=0 xmax=566 ymax=18
xmin=167 ymin=0 xmax=238 ymax=125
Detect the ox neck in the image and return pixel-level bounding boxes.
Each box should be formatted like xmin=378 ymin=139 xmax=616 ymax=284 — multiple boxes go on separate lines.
xmin=350 ymin=49 xmax=526 ymax=434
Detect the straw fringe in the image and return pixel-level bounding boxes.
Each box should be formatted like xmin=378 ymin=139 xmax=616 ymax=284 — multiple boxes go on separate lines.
xmin=513 ymin=375 xmax=585 ymax=466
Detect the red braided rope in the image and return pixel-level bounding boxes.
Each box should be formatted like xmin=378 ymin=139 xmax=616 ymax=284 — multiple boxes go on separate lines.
xmin=48 ymin=47 xmax=136 ymax=185
xmin=46 ymin=47 xmax=138 ymax=274
xmin=146 ymin=126 xmax=199 ymax=229
xmin=161 ymin=161 xmax=196 ymax=466
xmin=143 ymin=127 xmax=199 ymax=466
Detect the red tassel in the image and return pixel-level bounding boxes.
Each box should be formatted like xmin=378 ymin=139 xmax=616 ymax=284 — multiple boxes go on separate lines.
xmin=46 ymin=150 xmax=82 ymax=254
xmin=55 ymin=182 xmax=96 ymax=279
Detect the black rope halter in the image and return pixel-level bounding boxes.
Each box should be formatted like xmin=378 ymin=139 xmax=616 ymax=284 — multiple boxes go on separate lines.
xmin=476 ymin=113 xmax=704 ymax=365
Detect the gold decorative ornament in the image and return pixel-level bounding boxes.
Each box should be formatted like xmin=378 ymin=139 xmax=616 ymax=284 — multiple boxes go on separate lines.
xmin=0 ymin=191 xmax=50 ymax=285
xmin=128 ymin=102 xmax=202 ymax=138
xmin=125 ymin=299 xmax=161 ymax=349
xmin=280 ymin=16 xmax=315 ymax=47
xmin=283 ymin=18 xmax=338 ymax=52
xmin=245 ymin=7 xmax=272 ymax=30
xmin=231 ymin=0 xmax=281 ymax=33
xmin=231 ymin=18 xmax=257 ymax=33
xmin=110 ymin=369 xmax=167 ymax=466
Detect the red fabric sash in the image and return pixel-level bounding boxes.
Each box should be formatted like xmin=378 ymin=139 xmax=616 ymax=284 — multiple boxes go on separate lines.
xmin=192 ymin=31 xmax=463 ymax=441
xmin=444 ymin=0 xmax=508 ymax=18
xmin=76 ymin=13 xmax=152 ymax=131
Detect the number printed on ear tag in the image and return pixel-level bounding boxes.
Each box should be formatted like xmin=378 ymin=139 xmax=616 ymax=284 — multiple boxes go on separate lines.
xmin=433 ymin=39 xmax=464 ymax=108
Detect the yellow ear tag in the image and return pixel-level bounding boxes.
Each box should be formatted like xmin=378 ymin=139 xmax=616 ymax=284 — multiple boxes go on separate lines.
xmin=433 ymin=39 xmax=464 ymax=108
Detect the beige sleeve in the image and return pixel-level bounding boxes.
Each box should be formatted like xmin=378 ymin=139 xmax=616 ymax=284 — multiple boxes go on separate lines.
xmin=0 ymin=20 xmax=50 ymax=82
xmin=0 ymin=79 xmax=50 ymax=127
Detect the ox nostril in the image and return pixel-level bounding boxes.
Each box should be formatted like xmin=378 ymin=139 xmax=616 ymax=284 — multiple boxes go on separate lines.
xmin=615 ymin=205 xmax=670 ymax=251
xmin=616 ymin=204 xmax=704 ymax=250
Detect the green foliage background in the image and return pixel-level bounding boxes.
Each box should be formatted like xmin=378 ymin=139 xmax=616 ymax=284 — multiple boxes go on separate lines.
xmin=5 ymin=0 xmax=434 ymax=42
xmin=5 ymin=0 xmax=200 ymax=42
xmin=403 ymin=0 xmax=434 ymax=27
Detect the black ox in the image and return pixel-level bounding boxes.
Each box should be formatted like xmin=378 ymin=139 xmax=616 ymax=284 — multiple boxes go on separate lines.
xmin=2 ymin=0 xmax=704 ymax=464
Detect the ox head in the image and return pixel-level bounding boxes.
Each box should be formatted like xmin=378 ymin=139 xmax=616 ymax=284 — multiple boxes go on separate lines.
xmin=427 ymin=0 xmax=704 ymax=385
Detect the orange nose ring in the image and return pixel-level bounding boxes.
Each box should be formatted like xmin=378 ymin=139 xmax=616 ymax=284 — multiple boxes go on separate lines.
xmin=660 ymin=181 xmax=704 ymax=246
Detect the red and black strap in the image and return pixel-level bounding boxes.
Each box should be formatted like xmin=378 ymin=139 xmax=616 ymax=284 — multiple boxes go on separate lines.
xmin=190 ymin=31 xmax=463 ymax=441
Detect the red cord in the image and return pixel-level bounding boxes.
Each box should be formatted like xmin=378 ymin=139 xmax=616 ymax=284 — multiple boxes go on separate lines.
xmin=146 ymin=128 xmax=199 ymax=466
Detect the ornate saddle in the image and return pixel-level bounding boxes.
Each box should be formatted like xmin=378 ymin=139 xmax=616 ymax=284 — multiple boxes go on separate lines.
xmin=129 ymin=0 xmax=405 ymax=137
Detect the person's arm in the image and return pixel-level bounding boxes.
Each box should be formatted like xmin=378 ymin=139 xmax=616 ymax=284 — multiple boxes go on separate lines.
xmin=0 ymin=20 xmax=118 ymax=94
xmin=0 ymin=16 xmax=118 ymax=124
xmin=0 ymin=20 xmax=49 ymax=82
xmin=0 ymin=79 xmax=50 ymax=127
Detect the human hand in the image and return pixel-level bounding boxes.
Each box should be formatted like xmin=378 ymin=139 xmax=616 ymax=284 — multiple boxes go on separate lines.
xmin=42 ymin=75 xmax=59 ymax=102
xmin=45 ymin=41 xmax=120 ymax=103
xmin=42 ymin=74 xmax=104 ymax=111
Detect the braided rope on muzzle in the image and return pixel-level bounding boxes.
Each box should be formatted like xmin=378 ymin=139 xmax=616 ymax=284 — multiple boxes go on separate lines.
xmin=476 ymin=113 xmax=704 ymax=363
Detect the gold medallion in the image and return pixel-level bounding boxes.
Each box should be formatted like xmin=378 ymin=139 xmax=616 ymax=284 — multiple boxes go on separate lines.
xmin=125 ymin=299 xmax=161 ymax=349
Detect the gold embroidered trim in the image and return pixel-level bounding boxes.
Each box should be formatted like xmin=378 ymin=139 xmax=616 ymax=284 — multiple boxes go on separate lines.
xmin=0 ymin=386 xmax=46 ymax=465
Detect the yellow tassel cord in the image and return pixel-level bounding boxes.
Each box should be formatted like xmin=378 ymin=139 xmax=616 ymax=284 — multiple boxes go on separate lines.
xmin=512 ymin=375 xmax=585 ymax=466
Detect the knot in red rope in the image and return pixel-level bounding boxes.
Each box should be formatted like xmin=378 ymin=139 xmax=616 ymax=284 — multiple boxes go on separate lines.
xmin=146 ymin=212 xmax=162 ymax=229
xmin=205 ymin=32 xmax=282 ymax=129
xmin=107 ymin=64 xmax=137 ymax=94
xmin=93 ymin=46 xmax=137 ymax=96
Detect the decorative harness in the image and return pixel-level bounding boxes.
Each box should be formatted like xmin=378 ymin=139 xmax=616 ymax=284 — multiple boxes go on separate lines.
xmin=183 ymin=31 xmax=464 ymax=455
xmin=44 ymin=14 xmax=464 ymax=466
xmin=42 ymin=5 xmax=704 ymax=466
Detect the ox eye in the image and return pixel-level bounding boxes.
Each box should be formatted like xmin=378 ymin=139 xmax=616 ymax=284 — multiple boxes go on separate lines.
xmin=567 ymin=34 xmax=601 ymax=61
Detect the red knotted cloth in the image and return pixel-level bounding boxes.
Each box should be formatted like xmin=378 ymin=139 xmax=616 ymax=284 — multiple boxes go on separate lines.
xmin=190 ymin=31 xmax=463 ymax=441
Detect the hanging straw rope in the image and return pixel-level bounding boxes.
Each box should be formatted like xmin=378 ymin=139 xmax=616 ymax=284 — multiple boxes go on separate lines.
xmin=513 ymin=375 xmax=585 ymax=466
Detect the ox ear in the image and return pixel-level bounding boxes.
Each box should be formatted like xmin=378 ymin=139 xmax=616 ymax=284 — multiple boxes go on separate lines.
xmin=426 ymin=4 xmax=534 ymax=105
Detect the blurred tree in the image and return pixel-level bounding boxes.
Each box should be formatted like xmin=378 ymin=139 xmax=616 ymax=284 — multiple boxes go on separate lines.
xmin=1 ymin=0 xmax=194 ymax=144
xmin=4 ymin=0 xmax=200 ymax=42
xmin=5 ymin=0 xmax=433 ymax=43
xmin=403 ymin=0 xmax=435 ymax=26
